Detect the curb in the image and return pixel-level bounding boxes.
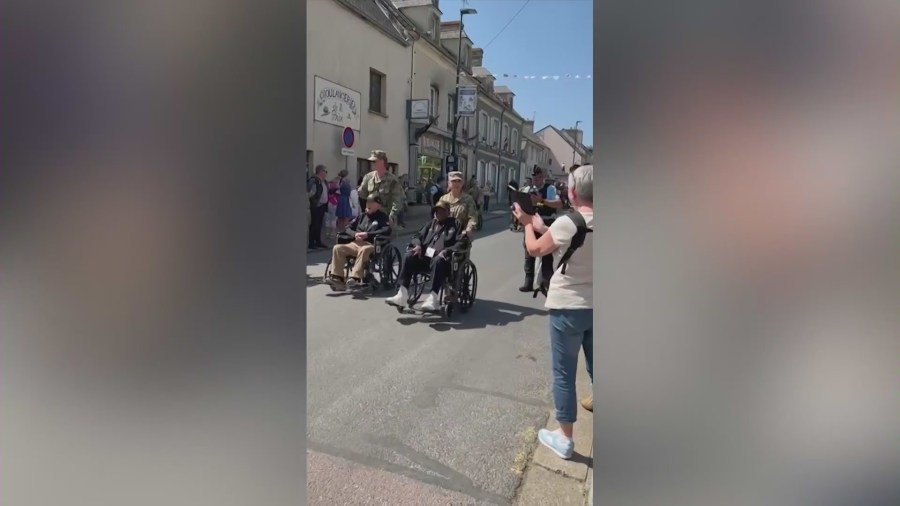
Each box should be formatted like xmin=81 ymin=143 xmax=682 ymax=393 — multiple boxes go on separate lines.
xmin=513 ymin=353 xmax=593 ymax=505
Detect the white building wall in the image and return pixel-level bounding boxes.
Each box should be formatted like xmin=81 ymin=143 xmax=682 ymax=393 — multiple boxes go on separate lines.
xmin=307 ymin=0 xmax=410 ymax=182
xmin=411 ymin=39 xmax=463 ymax=140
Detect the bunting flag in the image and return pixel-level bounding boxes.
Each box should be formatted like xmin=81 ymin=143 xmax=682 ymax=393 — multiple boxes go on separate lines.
xmin=495 ymin=73 xmax=592 ymax=80
xmin=462 ymin=71 xmax=593 ymax=80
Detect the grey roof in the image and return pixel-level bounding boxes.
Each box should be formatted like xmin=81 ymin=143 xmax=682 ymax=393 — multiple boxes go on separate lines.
xmin=392 ymin=0 xmax=437 ymax=9
xmin=494 ymin=85 xmax=514 ymax=95
xmin=335 ymin=0 xmax=410 ymax=46
xmin=472 ymin=66 xmax=492 ymax=77
xmin=537 ymin=125 xmax=589 ymax=155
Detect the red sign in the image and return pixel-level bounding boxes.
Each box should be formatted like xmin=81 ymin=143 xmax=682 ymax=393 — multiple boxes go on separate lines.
xmin=342 ymin=127 xmax=355 ymax=148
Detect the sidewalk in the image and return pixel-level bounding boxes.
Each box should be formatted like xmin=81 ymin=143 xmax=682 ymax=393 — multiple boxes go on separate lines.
xmin=514 ymin=352 xmax=593 ymax=505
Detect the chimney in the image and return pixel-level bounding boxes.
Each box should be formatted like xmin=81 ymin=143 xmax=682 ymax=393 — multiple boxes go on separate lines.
xmin=564 ymin=128 xmax=583 ymax=146
xmin=471 ymin=47 xmax=483 ymax=67
xmin=523 ymin=120 xmax=534 ymax=135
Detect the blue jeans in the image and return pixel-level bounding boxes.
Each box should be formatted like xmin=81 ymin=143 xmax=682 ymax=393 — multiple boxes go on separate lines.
xmin=549 ymin=308 xmax=593 ymax=423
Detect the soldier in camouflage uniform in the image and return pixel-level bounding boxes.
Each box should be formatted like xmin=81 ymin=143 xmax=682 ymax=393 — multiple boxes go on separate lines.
xmin=438 ymin=171 xmax=479 ymax=238
xmin=358 ymin=150 xmax=405 ymax=233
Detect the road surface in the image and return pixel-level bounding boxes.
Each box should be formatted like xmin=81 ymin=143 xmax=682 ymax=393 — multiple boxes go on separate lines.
xmin=306 ymin=217 xmax=554 ymax=505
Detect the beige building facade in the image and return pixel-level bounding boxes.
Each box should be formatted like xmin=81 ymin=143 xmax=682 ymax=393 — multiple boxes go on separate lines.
xmin=536 ymin=125 xmax=592 ymax=178
xmin=307 ymin=0 xmax=411 ymax=182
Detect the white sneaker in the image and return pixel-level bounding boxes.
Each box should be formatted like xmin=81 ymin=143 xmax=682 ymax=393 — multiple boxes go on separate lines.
xmin=420 ymin=292 xmax=439 ymax=311
xmin=385 ymin=287 xmax=408 ymax=307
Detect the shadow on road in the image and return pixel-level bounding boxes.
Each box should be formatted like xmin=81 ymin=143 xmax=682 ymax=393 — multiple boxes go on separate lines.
xmin=396 ymin=298 xmax=546 ymax=331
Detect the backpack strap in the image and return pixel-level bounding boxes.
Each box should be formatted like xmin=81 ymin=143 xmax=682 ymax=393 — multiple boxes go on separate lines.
xmin=557 ymin=212 xmax=592 ymax=275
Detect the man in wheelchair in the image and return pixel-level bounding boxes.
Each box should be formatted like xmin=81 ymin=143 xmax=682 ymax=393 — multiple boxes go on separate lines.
xmin=326 ymin=194 xmax=392 ymax=291
xmin=385 ymin=200 xmax=466 ymax=311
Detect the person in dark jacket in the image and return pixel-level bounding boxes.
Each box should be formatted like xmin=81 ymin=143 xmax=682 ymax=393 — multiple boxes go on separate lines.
xmin=327 ymin=194 xmax=392 ymax=290
xmin=385 ymin=200 xmax=464 ymax=311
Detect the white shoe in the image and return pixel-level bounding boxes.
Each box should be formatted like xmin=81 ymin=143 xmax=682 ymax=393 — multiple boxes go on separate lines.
xmin=385 ymin=287 xmax=408 ymax=307
xmin=420 ymin=292 xmax=439 ymax=311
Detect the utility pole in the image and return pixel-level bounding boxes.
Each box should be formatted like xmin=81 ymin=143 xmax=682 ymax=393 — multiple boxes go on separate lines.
xmin=449 ymin=7 xmax=477 ymax=174
xmin=571 ymin=120 xmax=582 ymax=167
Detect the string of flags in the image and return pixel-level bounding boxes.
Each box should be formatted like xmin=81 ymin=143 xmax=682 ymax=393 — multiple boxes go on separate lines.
xmin=467 ymin=73 xmax=593 ymax=80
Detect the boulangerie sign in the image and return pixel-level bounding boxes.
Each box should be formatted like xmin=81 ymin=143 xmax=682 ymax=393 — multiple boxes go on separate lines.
xmin=314 ymin=76 xmax=361 ymax=131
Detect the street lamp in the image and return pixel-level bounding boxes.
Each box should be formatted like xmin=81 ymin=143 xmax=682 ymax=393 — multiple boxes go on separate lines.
xmin=571 ymin=120 xmax=582 ymax=167
xmin=449 ymin=7 xmax=477 ymax=174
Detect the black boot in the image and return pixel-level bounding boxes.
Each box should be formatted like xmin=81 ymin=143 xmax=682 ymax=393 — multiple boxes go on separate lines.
xmin=519 ymin=277 xmax=534 ymax=292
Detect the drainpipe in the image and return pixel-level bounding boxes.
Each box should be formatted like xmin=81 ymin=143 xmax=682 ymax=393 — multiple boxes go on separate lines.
xmin=496 ymin=105 xmax=505 ymax=190
xmin=407 ymin=34 xmax=417 ymax=191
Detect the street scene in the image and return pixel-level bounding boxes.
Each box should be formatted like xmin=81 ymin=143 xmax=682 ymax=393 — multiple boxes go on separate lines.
xmin=307 ymin=0 xmax=593 ymax=503
xmin=307 ymin=213 xmax=592 ymax=505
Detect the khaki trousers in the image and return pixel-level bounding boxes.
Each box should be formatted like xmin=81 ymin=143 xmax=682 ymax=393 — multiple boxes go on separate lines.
xmin=331 ymin=241 xmax=376 ymax=280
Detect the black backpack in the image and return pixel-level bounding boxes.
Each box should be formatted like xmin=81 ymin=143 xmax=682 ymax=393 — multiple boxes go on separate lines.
xmin=533 ymin=211 xmax=592 ymax=298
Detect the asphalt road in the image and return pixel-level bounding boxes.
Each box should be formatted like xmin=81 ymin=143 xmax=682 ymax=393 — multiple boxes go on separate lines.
xmin=306 ymin=217 xmax=554 ymax=505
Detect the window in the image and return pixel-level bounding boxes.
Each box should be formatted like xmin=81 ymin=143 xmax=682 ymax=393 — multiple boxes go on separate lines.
xmin=430 ymin=85 xmax=439 ymax=117
xmin=369 ymin=69 xmax=385 ymax=114
xmin=511 ymin=129 xmax=518 ymax=155
xmin=478 ymin=112 xmax=488 ymax=140
xmin=488 ymin=162 xmax=498 ymax=185
xmin=501 ymin=123 xmax=509 ymax=150
xmin=459 ymin=157 xmax=466 ymax=177
xmin=477 ymin=160 xmax=485 ymax=183
xmin=432 ymin=16 xmax=439 ymax=41
xmin=388 ymin=163 xmax=398 ymax=175
xmin=490 ymin=118 xmax=499 ymax=145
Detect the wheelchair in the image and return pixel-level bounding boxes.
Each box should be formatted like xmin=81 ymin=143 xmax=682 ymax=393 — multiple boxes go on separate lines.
xmin=394 ymin=239 xmax=478 ymax=319
xmin=323 ymin=235 xmax=402 ymax=292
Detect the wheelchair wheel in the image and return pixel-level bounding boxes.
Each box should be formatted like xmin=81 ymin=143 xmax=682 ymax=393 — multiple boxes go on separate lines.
xmin=376 ymin=246 xmax=402 ymax=290
xmin=442 ymin=299 xmax=453 ymax=319
xmin=476 ymin=211 xmax=484 ymax=231
xmin=457 ymin=260 xmax=478 ymax=313
xmin=407 ymin=272 xmax=428 ymax=306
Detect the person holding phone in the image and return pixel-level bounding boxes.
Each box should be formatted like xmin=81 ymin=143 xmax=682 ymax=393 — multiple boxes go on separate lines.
xmin=518 ymin=167 xmax=563 ymax=292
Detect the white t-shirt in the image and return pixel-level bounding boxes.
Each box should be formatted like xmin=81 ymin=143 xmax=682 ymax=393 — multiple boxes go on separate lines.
xmin=545 ymin=210 xmax=593 ymax=310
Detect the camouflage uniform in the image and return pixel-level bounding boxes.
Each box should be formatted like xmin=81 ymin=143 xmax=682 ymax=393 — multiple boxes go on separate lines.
xmin=438 ymin=191 xmax=479 ymax=236
xmin=358 ymin=171 xmax=404 ymax=220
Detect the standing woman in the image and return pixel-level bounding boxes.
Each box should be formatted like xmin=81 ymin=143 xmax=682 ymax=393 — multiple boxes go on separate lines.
xmin=512 ymin=164 xmax=594 ymax=460
xmin=335 ymin=169 xmax=353 ymax=232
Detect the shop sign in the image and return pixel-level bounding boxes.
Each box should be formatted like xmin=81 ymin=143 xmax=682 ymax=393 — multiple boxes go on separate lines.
xmin=419 ymin=134 xmax=441 ymax=156
xmin=314 ymin=76 xmax=361 ymax=131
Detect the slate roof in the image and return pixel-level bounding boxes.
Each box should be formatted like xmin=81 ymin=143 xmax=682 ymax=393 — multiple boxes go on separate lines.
xmin=392 ymin=0 xmax=436 ymax=9
xmin=537 ymin=125 xmax=589 ymax=156
xmin=334 ymin=0 xmax=410 ymax=46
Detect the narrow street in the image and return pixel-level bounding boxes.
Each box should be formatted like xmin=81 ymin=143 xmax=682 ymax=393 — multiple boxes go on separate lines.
xmin=306 ymin=216 xmax=555 ymax=505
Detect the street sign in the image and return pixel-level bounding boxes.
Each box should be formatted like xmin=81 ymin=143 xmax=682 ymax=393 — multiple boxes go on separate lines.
xmin=341 ymin=147 xmax=355 ymax=156
xmin=407 ymin=99 xmax=430 ymax=120
xmin=341 ymin=127 xmax=355 ymax=148
xmin=458 ymin=85 xmax=477 ymax=116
